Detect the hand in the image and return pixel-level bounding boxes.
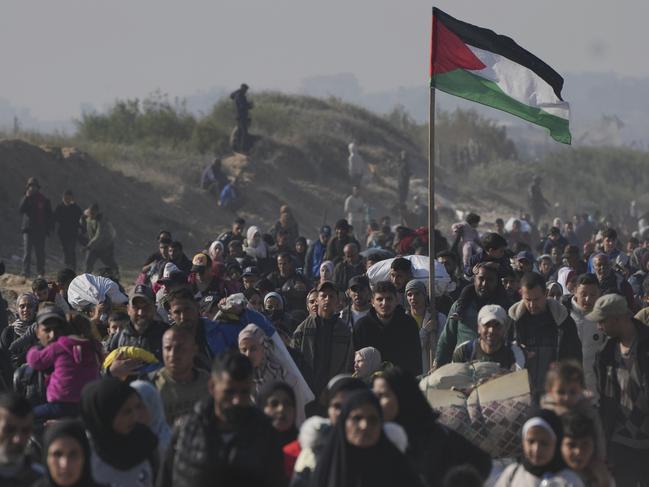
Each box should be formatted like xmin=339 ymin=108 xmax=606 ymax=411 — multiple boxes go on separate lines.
xmin=109 ymin=357 xmax=143 ymax=380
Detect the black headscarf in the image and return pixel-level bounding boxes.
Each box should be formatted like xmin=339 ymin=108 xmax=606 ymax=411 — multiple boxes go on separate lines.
xmin=374 ymin=367 xmax=438 ymax=451
xmin=80 ymin=377 xmax=158 ymax=471
xmin=33 ymin=420 xmax=100 ymax=487
xmin=521 ymin=409 xmax=566 ymax=477
xmin=311 ymin=389 xmax=421 ymax=487
xmin=257 ymin=380 xmax=298 ymax=447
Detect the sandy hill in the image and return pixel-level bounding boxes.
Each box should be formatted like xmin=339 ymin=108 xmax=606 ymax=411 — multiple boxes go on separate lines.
xmin=0 ymin=94 xmax=444 ymax=279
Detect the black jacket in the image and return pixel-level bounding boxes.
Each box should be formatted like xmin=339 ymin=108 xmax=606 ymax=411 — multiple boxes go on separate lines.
xmin=105 ymin=320 xmax=168 ymax=361
xmin=510 ymin=299 xmax=582 ymax=398
xmin=19 ymin=192 xmax=52 ymax=235
xmin=409 ymin=422 xmax=492 ymax=487
xmin=53 ymin=202 xmax=82 ymax=237
xmin=353 ymin=307 xmax=422 ymax=376
xmin=158 ymin=399 xmax=286 ymax=487
xmin=595 ymin=319 xmax=649 ymax=440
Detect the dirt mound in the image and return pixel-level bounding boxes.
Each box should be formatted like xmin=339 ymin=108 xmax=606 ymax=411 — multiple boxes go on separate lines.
xmin=0 ymin=139 xmax=216 ymax=276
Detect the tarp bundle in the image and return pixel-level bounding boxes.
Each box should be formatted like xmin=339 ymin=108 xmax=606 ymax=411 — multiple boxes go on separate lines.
xmin=420 ymin=362 xmax=531 ymax=458
xmin=67 ymin=273 xmax=128 ymax=311
xmin=366 ymin=255 xmax=454 ymax=297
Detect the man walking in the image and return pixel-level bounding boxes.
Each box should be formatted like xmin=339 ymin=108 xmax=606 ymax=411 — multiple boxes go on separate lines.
xmin=590 ymin=294 xmax=649 ymax=486
xmin=19 ymin=177 xmax=52 ymax=277
xmin=53 ymin=189 xmax=82 ymax=271
xmin=82 ymin=203 xmax=119 ymax=278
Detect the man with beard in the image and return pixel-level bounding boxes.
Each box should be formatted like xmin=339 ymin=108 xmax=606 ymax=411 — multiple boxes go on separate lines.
xmin=106 ymin=285 xmax=168 ymax=379
xmin=332 ymin=242 xmax=364 ymax=292
xmin=266 ymin=253 xmax=310 ymax=316
xmin=562 ymin=273 xmax=604 ymax=402
xmin=340 ymin=275 xmax=372 ymax=329
xmin=435 ymin=263 xmax=512 ymax=366
xmin=159 ymin=351 xmax=285 ymax=487
xmin=0 ymin=393 xmax=43 ymax=486
xmin=509 ymin=271 xmax=582 ymax=400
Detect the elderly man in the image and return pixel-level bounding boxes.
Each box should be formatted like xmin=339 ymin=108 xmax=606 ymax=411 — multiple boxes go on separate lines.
xmin=332 ymin=243 xmax=364 ymax=292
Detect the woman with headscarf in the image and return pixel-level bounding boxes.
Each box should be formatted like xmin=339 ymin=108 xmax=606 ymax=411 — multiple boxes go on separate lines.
xmin=495 ymin=409 xmax=584 ymax=486
xmin=244 ymin=225 xmax=269 ymax=260
xmin=1 ymin=293 xmax=38 ymax=346
xmin=35 ymin=419 xmax=106 ymax=487
xmin=263 ymin=292 xmax=298 ymax=339
xmin=352 ymin=347 xmax=382 ymax=382
xmin=310 ymin=388 xmax=424 ymax=487
xmin=257 ymin=381 xmax=300 ymax=479
xmin=80 ymin=377 xmax=158 ymax=487
xmin=130 ymin=380 xmax=172 ymax=455
xmin=318 ymin=261 xmax=334 ymax=283
xmin=371 ymin=367 xmax=491 ymax=487
xmin=238 ymin=323 xmax=311 ymax=425
xmin=294 ymin=237 xmax=308 ymax=271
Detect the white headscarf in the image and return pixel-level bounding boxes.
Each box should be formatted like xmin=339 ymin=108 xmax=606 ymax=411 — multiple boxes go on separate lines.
xmin=244 ymin=225 xmax=268 ymax=259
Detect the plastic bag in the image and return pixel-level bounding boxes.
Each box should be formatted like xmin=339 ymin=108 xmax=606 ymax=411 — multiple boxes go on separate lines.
xmin=366 ymin=255 xmax=453 ymax=297
xmin=67 ymin=273 xmax=128 ymax=311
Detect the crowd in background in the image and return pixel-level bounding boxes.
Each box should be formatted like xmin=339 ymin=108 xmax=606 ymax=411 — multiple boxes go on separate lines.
xmin=2 ymin=174 xmax=649 ymax=486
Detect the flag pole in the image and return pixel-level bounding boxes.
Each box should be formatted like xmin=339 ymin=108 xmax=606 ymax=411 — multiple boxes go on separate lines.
xmin=428 ymin=10 xmax=437 ymax=329
xmin=428 ymin=85 xmax=436 ymax=325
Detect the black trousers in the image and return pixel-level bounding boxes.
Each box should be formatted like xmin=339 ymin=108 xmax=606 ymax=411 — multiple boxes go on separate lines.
xmin=22 ymin=232 xmax=46 ymax=277
xmin=59 ymin=233 xmax=77 ymax=271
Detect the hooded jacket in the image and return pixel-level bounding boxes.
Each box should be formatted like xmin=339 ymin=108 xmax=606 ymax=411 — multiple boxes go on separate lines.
xmin=564 ymin=297 xmax=607 ymax=402
xmin=27 ymin=336 xmax=101 ymax=403
xmin=509 ymin=298 xmax=582 ymax=397
xmin=85 ymin=214 xmax=116 ymax=251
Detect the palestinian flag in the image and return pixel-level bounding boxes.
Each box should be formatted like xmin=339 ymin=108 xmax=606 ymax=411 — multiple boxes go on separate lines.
xmin=431 ymin=8 xmax=571 ymax=144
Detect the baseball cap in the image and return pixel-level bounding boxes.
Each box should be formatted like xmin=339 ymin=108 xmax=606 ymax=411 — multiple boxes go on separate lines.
xmin=585 ymin=294 xmax=629 ymax=322
xmin=320 ymin=225 xmax=332 ymax=237
xmin=348 ymin=275 xmax=370 ymax=291
xmin=36 ymin=304 xmax=66 ymax=325
xmin=477 ymin=304 xmax=507 ymax=326
xmin=317 ymin=280 xmax=338 ymax=293
xmin=516 ymin=251 xmax=534 ymax=262
xmin=191 ymin=253 xmax=210 ymax=272
xmin=130 ymin=284 xmax=155 ymax=304
xmin=241 ymin=266 xmax=259 ymax=278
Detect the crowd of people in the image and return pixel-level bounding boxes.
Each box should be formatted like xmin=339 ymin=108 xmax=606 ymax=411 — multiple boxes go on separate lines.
xmin=2 ymin=174 xmax=649 ymax=486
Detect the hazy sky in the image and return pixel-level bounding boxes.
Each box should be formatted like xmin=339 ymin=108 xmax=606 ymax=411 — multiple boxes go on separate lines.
xmin=2 ymin=0 xmax=647 ymax=121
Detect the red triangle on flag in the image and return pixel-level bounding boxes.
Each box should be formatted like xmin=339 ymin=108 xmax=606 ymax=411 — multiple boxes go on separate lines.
xmin=431 ymin=15 xmax=486 ymax=76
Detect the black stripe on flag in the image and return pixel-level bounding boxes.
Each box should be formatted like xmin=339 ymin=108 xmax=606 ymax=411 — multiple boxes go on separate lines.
xmin=433 ymin=7 xmax=565 ymax=101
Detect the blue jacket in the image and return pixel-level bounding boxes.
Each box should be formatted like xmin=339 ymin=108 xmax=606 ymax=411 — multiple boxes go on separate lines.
xmin=205 ymin=309 xmax=276 ymax=356
xmin=305 ymin=240 xmax=327 ymax=280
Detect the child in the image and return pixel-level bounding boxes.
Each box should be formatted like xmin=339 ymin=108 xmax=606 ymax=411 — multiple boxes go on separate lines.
xmin=541 ymin=360 xmax=606 ymax=461
xmin=495 ymin=409 xmax=584 ymax=486
xmin=561 ymin=411 xmax=615 ymax=487
xmin=104 ymin=311 xmax=129 ymax=350
xmin=26 ymin=304 xmax=102 ymax=420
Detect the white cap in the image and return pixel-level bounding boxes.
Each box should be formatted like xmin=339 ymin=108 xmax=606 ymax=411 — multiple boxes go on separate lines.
xmin=477 ymin=304 xmax=507 ymax=326
xmin=162 ymin=262 xmax=180 ymax=280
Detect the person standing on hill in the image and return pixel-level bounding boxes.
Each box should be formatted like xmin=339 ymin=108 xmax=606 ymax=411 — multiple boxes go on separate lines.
xmin=82 ymin=203 xmax=119 ymax=278
xmin=54 ymin=189 xmax=83 ymax=271
xmin=344 ymin=185 xmax=366 ymax=229
xmin=230 ymin=83 xmax=253 ymax=151
xmin=347 ymin=141 xmax=366 ymax=185
xmin=19 ymin=177 xmax=52 ymax=278
xmin=528 ymin=175 xmax=550 ymax=225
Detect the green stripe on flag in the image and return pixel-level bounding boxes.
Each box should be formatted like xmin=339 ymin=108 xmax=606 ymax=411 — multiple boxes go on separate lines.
xmin=432 ymin=69 xmax=571 ymax=144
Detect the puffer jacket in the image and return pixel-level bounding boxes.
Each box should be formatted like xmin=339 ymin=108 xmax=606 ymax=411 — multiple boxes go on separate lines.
xmin=158 ymin=399 xmax=286 ymax=487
